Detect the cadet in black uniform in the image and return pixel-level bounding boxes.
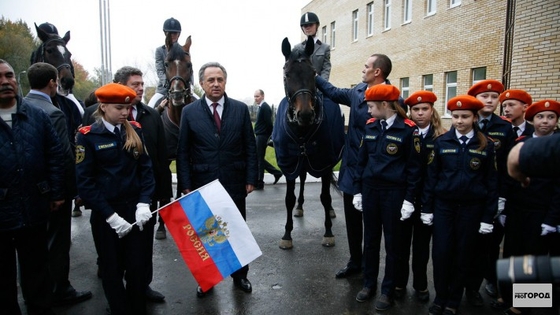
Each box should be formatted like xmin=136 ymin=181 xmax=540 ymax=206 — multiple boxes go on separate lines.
xmin=422 ymin=95 xmax=498 ymax=315
xmin=465 ymin=80 xmax=515 ymax=304
xmin=75 ymin=83 xmax=155 ymax=315
xmin=395 ymin=90 xmax=446 ymax=302
xmin=354 ymin=84 xmax=421 ymax=311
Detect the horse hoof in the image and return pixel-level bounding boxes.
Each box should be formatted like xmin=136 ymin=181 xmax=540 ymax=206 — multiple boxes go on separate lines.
xmin=329 ymin=209 xmax=336 ymax=218
xmin=322 ymin=237 xmax=335 ymax=247
xmin=279 ymin=239 xmax=293 ymax=250
xmin=294 ymin=209 xmax=303 ymax=217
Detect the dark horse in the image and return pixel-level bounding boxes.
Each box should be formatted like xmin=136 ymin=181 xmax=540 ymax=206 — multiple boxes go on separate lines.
xmin=31 ymin=23 xmax=74 ymax=94
xmin=272 ymin=36 xmax=344 ymax=249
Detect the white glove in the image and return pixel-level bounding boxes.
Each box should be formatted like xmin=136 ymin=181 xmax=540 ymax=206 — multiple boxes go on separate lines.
xmin=541 ymin=224 xmax=556 ymax=236
xmin=106 ymin=213 xmax=132 ymax=238
xmin=400 ymin=200 xmax=414 ymax=221
xmin=498 ymin=215 xmax=506 ymax=227
xmin=479 ymin=222 xmax=493 ymax=234
xmin=353 ymin=194 xmax=362 ymax=211
xmin=135 ymin=202 xmax=152 ymax=232
xmin=495 ymin=197 xmax=506 ymax=218
xmin=420 ymin=213 xmax=433 ymax=226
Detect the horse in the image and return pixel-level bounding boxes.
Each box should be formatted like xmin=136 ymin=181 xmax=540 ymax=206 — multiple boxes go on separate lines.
xmin=272 ymin=36 xmax=345 ymax=249
xmin=31 ymin=23 xmax=74 ymax=94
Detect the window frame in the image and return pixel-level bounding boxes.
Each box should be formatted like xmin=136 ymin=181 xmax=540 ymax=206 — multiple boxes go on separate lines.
xmin=384 ymin=0 xmax=392 ymax=31
xmin=444 ymin=71 xmax=458 ymax=116
xmin=403 ymin=0 xmax=412 ymax=24
xmin=352 ymin=9 xmax=359 ymax=41
xmin=367 ymin=2 xmax=374 ymax=36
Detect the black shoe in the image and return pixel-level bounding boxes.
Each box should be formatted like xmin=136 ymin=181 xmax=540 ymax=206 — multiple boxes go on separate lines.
xmin=254 ymin=184 xmax=264 ymax=190
xmin=273 ymin=174 xmax=282 ymax=184
xmin=485 ymin=282 xmax=497 ymax=297
xmin=356 ymin=287 xmax=373 ymax=302
xmin=335 ymin=265 xmax=360 ymax=278
xmin=233 ymin=278 xmax=252 ymax=293
xmin=53 ymin=288 xmax=93 ymax=306
xmin=415 ymin=289 xmax=430 ymax=302
xmin=196 ymin=285 xmax=213 ymax=298
xmin=394 ymin=287 xmax=406 ymax=299
xmin=375 ymin=294 xmax=393 ymax=311
xmin=428 ymin=304 xmax=444 ymax=315
xmin=145 ymin=287 xmax=165 ymax=303
xmin=465 ymin=289 xmax=483 ymax=306
xmin=491 ymin=298 xmax=508 ymax=310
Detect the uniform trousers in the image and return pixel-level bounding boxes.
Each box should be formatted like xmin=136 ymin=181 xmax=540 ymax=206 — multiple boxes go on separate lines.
xmin=432 ymin=199 xmax=483 ymax=309
xmin=465 ymin=221 xmax=504 ymax=292
xmin=395 ymin=202 xmax=432 ymax=291
xmin=342 ymin=192 xmax=363 ymax=270
xmin=47 ymin=197 xmax=73 ymax=295
xmin=0 ymin=223 xmax=54 ymax=315
xmin=255 ymin=134 xmax=282 ymax=185
xmin=362 ymin=186 xmax=405 ymax=295
xmin=91 ymin=202 xmax=150 ymax=315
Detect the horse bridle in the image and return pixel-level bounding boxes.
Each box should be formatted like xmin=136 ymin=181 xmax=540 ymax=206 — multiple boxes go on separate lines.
xmin=283 ymin=58 xmax=320 ymax=124
xmin=165 ymin=51 xmax=192 ymax=106
xmin=40 ymin=37 xmax=73 ymax=74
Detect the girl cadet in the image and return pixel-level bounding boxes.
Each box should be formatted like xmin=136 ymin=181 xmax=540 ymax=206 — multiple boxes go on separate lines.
xmin=395 ymin=90 xmax=446 ymax=302
xmin=75 ymin=83 xmax=155 ymax=315
xmin=421 ymin=95 xmax=498 ymax=315
xmin=499 ymin=99 xmax=560 ymax=315
xmin=354 ymin=84 xmax=421 ymax=311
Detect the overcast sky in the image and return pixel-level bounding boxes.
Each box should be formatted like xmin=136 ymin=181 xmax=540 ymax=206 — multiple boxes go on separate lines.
xmin=1 ymin=0 xmax=310 ymax=105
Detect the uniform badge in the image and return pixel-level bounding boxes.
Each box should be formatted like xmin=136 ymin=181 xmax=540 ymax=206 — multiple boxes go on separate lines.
xmin=470 ymin=157 xmax=481 ymax=170
xmin=493 ymin=139 xmax=501 ymax=150
xmin=414 ymin=137 xmax=421 ymax=153
xmin=428 ymin=150 xmax=435 ymax=164
xmin=386 ymin=143 xmax=398 ymax=155
xmin=132 ymin=148 xmax=140 ymax=160
xmin=75 ymin=145 xmax=85 ymax=164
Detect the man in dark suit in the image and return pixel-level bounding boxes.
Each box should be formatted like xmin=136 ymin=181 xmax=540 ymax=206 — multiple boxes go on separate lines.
xmin=253 ymin=89 xmax=282 ymax=190
xmin=177 ymin=62 xmax=258 ymax=297
xmin=82 ymin=66 xmax=172 ymax=303
xmin=24 ymin=62 xmax=92 ymax=307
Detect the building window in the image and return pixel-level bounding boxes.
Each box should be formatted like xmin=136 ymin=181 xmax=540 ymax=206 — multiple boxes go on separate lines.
xmin=352 ymin=10 xmax=359 ymax=41
xmin=400 ymin=77 xmax=410 ymax=99
xmin=367 ymin=2 xmax=374 ymax=36
xmin=330 ymin=22 xmax=336 ymax=48
xmin=472 ymin=67 xmax=487 ymax=84
xmin=384 ymin=0 xmax=391 ymax=30
xmin=423 ymin=74 xmax=433 ymax=91
xmin=445 ymin=71 xmax=457 ymax=116
xmin=322 ymin=26 xmax=327 ymax=44
xmin=427 ymin=0 xmax=436 ymax=16
xmin=450 ymin=0 xmax=461 ymax=8
xmin=403 ymin=0 xmax=412 ymax=23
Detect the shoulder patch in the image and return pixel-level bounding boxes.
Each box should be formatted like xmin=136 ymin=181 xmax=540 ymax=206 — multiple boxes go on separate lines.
xmin=499 ymin=115 xmax=512 ymax=123
xmin=366 ymin=118 xmax=376 ymax=124
xmin=404 ymin=118 xmax=416 ymax=127
xmin=78 ymin=126 xmax=91 ymax=134
xmin=130 ymin=121 xmax=142 ymax=128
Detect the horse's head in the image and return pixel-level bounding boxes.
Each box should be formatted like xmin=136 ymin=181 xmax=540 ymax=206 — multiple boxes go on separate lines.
xmin=165 ymin=35 xmax=193 ymax=108
xmin=33 ymin=23 xmax=74 ymax=93
xmin=282 ymin=36 xmax=318 ymax=126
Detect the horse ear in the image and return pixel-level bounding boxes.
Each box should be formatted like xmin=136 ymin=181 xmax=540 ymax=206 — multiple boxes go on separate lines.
xmin=63 ymin=31 xmax=70 ymax=44
xmin=183 ymin=35 xmax=192 ymax=52
xmin=34 ymin=22 xmax=49 ymax=43
xmin=282 ymin=37 xmax=291 ymax=61
xmin=305 ymin=35 xmax=314 ymax=57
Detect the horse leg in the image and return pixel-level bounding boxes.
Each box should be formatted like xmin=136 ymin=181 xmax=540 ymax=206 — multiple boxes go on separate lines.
xmin=320 ymin=173 xmax=335 ymax=247
xmin=294 ymin=172 xmax=306 ymax=217
xmin=328 ymin=170 xmax=337 ymax=218
xmin=280 ymin=178 xmax=297 ymax=250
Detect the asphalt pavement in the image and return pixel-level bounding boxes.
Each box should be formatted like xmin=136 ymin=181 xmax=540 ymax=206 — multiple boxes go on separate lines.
xmin=18 ymin=175 xmax=516 ymax=315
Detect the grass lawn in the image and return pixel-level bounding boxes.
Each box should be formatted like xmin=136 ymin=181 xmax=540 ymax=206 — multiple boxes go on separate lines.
xmin=168 ymin=146 xmax=341 ymax=173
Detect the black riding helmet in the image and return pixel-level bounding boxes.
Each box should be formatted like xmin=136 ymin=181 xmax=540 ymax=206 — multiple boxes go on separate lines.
xmin=163 ymin=17 xmax=181 ymax=33
xmin=300 ymin=12 xmax=320 ymax=26
xmin=38 ymin=22 xmax=59 ymax=35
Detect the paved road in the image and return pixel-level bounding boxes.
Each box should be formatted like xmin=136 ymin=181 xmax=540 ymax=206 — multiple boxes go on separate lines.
xmin=19 ymin=179 xmax=515 ymax=315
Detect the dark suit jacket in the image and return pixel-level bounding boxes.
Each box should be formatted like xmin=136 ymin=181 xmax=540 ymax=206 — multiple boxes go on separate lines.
xmin=254 ymin=101 xmax=273 ymax=137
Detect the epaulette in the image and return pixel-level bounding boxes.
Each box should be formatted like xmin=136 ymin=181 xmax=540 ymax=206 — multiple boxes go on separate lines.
xmin=404 ymin=118 xmax=416 ymax=127
xmin=130 ymin=121 xmax=142 ymax=128
xmin=78 ymin=126 xmax=91 ymax=134
xmin=366 ymin=117 xmax=376 ymax=124
xmin=500 ymin=115 xmax=512 ymax=123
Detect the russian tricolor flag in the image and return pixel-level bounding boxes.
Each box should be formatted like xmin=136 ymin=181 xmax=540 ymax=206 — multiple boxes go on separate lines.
xmin=158 ymin=180 xmax=262 ymax=291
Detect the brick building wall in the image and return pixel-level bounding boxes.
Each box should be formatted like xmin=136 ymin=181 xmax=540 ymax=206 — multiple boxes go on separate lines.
xmin=303 ymin=0 xmax=559 ymax=127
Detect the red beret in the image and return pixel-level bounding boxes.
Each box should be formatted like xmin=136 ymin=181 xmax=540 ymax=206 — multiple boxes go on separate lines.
xmin=405 ymin=91 xmax=437 ymax=107
xmin=364 ymin=84 xmax=400 ymax=102
xmin=467 ymin=79 xmax=504 ymax=96
xmin=447 ymin=95 xmax=484 ymax=112
xmin=95 ymin=83 xmax=136 ymax=104
xmin=499 ymin=89 xmax=532 ymax=105
xmin=525 ymin=100 xmax=560 ymax=121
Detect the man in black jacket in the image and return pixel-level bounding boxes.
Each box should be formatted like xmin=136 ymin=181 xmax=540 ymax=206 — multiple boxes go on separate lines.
xmin=253 ymin=89 xmax=282 ymax=190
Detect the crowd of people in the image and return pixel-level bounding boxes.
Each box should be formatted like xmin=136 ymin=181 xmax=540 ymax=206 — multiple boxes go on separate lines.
xmin=1 ymin=12 xmax=559 ymax=315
